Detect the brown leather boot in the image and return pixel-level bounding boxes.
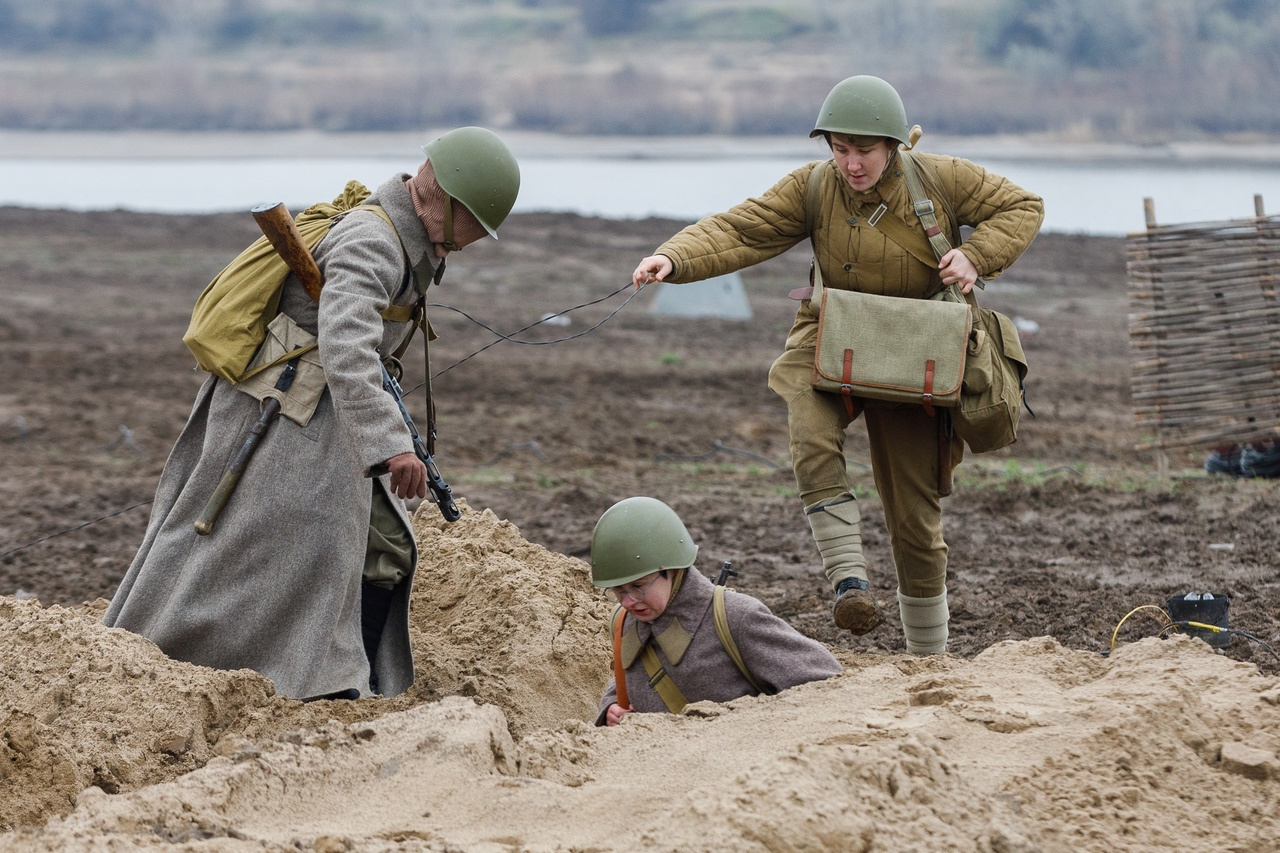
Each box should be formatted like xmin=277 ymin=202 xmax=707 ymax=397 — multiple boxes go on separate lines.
xmin=833 ymin=577 xmax=881 ymax=634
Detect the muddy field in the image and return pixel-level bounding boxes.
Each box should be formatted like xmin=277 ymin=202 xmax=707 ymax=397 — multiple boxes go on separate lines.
xmin=0 ymin=201 xmax=1277 ymax=668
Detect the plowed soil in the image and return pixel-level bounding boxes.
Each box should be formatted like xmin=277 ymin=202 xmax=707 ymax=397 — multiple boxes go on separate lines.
xmin=1 ymin=205 xmax=1277 ymax=667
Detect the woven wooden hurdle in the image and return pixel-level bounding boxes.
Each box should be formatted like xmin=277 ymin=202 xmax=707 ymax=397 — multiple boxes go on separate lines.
xmin=1127 ymin=195 xmax=1280 ymax=467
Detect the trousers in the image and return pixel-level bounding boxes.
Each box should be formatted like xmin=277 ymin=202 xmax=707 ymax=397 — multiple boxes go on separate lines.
xmin=364 ymin=486 xmax=414 ymax=589
xmin=767 ymin=344 xmax=962 ymax=599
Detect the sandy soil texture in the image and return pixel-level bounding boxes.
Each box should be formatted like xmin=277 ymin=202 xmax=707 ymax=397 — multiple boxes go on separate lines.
xmin=1 ymin=202 xmax=1278 ymax=850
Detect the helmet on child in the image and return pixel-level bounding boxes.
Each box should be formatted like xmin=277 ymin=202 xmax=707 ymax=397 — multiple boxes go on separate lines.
xmin=590 ymin=497 xmax=699 ymax=588
xmin=810 ymin=75 xmax=911 ymax=146
xmin=422 ymin=127 xmax=521 ymax=238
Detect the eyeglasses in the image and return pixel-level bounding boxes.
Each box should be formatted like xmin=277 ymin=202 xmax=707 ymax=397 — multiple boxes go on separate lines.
xmin=608 ymin=574 xmax=662 ymax=604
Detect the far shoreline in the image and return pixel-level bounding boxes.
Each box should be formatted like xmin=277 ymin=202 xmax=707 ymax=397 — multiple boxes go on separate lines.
xmin=4 ymin=129 xmax=1280 ymax=168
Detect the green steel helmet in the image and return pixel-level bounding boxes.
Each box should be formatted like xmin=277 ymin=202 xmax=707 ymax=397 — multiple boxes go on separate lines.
xmin=590 ymin=497 xmax=698 ymax=588
xmin=809 ymin=75 xmax=911 ymax=146
xmin=422 ymin=127 xmax=521 ymax=238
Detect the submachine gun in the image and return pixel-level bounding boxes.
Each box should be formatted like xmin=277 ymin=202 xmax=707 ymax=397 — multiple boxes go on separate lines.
xmin=365 ymin=362 xmax=460 ymax=521
xmin=714 ymin=560 xmax=739 ymax=586
xmin=195 ymin=201 xmax=460 ymax=532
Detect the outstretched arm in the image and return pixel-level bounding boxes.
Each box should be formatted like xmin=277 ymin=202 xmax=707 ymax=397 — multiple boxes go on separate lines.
xmin=632 ymin=254 xmax=674 ymax=289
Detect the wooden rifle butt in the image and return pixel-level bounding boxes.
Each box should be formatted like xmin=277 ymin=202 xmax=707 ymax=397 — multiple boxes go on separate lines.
xmin=251 ymin=202 xmax=324 ymax=302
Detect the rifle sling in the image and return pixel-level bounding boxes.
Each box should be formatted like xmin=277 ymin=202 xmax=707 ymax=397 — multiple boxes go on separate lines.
xmin=360 ymin=204 xmax=445 ymax=452
xmin=610 ymin=605 xmax=631 ymax=711
xmin=712 ymin=586 xmax=771 ymax=695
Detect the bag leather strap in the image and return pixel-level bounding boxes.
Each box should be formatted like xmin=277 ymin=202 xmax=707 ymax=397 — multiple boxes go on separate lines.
xmin=358 ymin=203 xmax=446 ymax=453
xmin=858 ymin=198 xmax=939 ymax=271
xmin=898 ymin=153 xmax=957 ymax=264
xmin=810 ymin=258 xmax=859 ymax=420
xmin=838 ymin=347 xmax=856 ymax=420
xmin=897 ymin=153 xmax=984 ymax=304
xmin=610 ymin=605 xmax=631 ymax=711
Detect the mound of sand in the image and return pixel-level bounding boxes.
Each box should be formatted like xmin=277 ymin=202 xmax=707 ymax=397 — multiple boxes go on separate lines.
xmin=0 ymin=503 xmax=610 ymax=832
xmin=4 ymin=506 xmax=1279 ymax=850
xmin=404 ymin=502 xmax=613 ymax=736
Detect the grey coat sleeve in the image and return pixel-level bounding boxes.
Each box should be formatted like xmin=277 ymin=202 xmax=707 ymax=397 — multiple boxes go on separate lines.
xmin=723 ymin=590 xmax=843 ymax=693
xmin=315 ymin=218 xmax=414 ymax=472
xmin=596 ymin=677 xmax=619 ymax=726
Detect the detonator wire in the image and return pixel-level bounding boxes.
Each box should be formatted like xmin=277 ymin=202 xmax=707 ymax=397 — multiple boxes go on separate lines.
xmin=3 ymin=282 xmax=645 ymax=559
xmin=408 ymin=281 xmax=642 ymax=390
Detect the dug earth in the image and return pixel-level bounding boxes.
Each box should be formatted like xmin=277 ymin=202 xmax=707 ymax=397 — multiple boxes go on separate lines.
xmin=0 ymin=206 xmax=1277 ymax=849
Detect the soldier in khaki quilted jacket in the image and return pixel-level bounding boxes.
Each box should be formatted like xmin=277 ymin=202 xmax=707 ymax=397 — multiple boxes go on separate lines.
xmin=632 ymin=77 xmax=1043 ymax=654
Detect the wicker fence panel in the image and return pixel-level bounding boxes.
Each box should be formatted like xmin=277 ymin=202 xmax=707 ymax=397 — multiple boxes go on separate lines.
xmin=1127 ymin=214 xmax=1280 ymax=450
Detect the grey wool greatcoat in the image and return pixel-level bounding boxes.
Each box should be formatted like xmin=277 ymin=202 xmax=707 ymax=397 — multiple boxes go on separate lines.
xmin=596 ymin=568 xmax=843 ymax=724
xmin=104 ymin=174 xmax=437 ymax=700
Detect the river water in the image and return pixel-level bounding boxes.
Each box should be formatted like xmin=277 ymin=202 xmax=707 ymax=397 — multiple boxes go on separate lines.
xmin=3 ymin=131 xmax=1280 ymax=236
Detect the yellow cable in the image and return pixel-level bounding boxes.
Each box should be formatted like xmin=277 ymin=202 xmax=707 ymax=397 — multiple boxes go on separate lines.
xmin=1110 ymin=605 xmax=1173 ymax=651
xmin=1160 ymin=620 xmax=1227 ymax=638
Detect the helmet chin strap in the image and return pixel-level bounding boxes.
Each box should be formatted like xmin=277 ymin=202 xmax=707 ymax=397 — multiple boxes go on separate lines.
xmin=441 ymin=192 xmax=458 ymax=252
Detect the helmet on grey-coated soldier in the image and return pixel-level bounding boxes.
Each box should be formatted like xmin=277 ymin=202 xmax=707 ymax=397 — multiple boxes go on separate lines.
xmin=422 ymin=127 xmax=521 ymax=238
xmin=809 ymin=75 xmax=910 ymax=146
xmin=590 ymin=496 xmax=698 ymax=588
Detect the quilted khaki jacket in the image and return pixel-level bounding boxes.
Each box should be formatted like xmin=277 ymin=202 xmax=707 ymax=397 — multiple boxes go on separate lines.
xmin=656 ymin=150 xmax=1044 ymax=348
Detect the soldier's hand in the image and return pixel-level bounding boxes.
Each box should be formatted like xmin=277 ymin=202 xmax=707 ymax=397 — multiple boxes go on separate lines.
xmin=632 ymin=254 xmax=673 ymax=289
xmin=938 ymin=248 xmax=979 ymax=293
xmin=605 ymin=702 xmax=632 ymax=726
xmin=384 ymin=452 xmax=428 ymax=500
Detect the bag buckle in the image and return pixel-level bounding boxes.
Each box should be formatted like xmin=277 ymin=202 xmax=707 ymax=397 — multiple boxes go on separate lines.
xmin=914 ymin=199 xmax=935 ymax=217
xmin=867 ymin=204 xmax=887 ymax=226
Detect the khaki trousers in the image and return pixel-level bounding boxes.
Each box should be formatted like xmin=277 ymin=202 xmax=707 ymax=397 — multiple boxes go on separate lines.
xmin=364 ymin=486 xmax=414 ymax=590
xmin=768 ymin=345 xmax=962 ymax=599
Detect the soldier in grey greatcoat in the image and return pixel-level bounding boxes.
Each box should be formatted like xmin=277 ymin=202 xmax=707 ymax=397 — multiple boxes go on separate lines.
xmin=591 ymin=497 xmax=842 ymax=726
xmin=104 ymin=128 xmax=521 ymax=701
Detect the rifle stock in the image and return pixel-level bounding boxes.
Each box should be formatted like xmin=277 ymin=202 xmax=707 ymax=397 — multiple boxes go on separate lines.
xmin=937 ymin=409 xmax=954 ymax=497
xmin=252 ymin=202 xmax=323 ymax=302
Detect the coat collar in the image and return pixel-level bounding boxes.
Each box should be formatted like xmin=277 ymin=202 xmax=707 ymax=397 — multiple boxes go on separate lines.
xmin=622 ymin=569 xmax=716 ymax=667
xmin=371 ymin=174 xmax=441 ymax=289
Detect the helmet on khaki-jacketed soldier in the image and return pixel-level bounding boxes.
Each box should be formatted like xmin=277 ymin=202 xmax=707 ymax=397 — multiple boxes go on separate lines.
xmin=590 ymin=497 xmax=698 ymax=588
xmin=810 ymin=75 xmax=912 ymax=147
xmin=422 ymin=126 xmax=521 ymax=237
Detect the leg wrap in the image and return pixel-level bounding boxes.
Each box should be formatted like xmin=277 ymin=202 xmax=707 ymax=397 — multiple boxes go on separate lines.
xmin=898 ymin=589 xmax=949 ymax=655
xmin=805 ymin=494 xmax=867 ymax=589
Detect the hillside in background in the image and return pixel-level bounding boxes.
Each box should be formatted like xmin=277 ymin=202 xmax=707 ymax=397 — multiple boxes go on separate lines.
xmin=1 ymin=0 xmax=1278 ymax=139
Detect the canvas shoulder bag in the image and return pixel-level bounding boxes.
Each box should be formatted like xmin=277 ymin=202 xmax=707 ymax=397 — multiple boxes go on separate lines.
xmin=810 ymin=267 xmax=971 ymax=415
xmin=896 ymin=153 xmax=1031 ymax=453
xmin=804 ymin=160 xmax=972 ymax=416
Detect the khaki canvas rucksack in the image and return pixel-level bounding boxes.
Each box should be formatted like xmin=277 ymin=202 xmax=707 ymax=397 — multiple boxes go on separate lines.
xmin=183 ymin=180 xmax=403 ymax=384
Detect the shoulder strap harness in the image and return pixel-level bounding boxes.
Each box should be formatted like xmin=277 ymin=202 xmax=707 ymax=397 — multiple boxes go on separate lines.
xmin=801 ymin=152 xmax=981 ymax=306
xmin=609 ymin=585 xmax=771 ymax=716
